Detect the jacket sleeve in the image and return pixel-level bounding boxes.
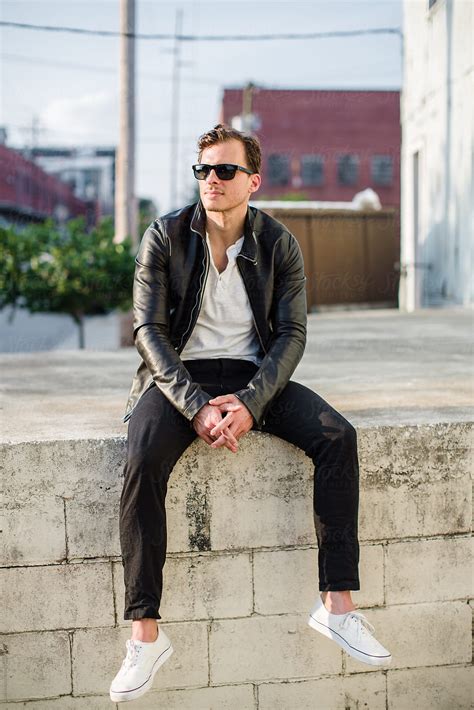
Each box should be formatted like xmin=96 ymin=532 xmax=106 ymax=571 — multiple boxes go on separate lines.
xmin=233 ymin=232 xmax=307 ymax=428
xmin=132 ymin=220 xmax=213 ymax=423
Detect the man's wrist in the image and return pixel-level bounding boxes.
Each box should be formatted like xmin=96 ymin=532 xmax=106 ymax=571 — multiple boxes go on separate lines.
xmin=183 ymin=393 xmax=212 ymax=422
xmin=233 ymin=390 xmax=260 ymax=427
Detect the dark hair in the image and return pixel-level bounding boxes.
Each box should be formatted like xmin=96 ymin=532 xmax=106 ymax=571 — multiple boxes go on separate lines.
xmin=196 ymin=123 xmax=261 ymax=174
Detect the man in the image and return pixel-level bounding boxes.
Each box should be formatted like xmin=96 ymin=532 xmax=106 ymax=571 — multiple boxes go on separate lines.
xmin=110 ymin=124 xmax=391 ymax=703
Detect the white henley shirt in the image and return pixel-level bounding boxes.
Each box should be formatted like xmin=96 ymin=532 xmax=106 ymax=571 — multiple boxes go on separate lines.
xmin=180 ymin=232 xmax=263 ymax=365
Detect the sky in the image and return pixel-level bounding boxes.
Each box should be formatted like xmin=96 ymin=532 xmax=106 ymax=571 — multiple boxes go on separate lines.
xmin=1 ymin=0 xmax=403 ymax=215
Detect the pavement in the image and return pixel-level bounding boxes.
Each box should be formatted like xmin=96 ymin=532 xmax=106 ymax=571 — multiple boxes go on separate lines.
xmin=1 ymin=306 xmax=472 ymax=444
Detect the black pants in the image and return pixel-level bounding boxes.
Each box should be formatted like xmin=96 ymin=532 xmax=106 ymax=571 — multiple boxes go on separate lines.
xmin=120 ymin=358 xmax=360 ymax=620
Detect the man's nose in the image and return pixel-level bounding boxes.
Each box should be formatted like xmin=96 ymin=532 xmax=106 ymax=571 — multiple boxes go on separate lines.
xmin=205 ymin=167 xmax=220 ymax=182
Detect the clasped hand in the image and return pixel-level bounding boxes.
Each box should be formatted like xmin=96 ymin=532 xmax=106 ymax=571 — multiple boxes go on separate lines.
xmin=192 ymin=394 xmax=253 ymax=453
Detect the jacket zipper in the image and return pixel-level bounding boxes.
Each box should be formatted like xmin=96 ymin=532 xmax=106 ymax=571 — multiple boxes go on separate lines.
xmin=176 ymin=237 xmax=210 ymax=352
xmin=235 ymin=255 xmax=267 ymax=356
xmin=238 ymin=230 xmax=267 ymax=355
xmin=236 ymin=253 xmax=270 ymax=428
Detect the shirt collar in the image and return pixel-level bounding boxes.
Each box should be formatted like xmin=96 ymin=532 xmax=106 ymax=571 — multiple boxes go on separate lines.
xmin=205 ymin=232 xmax=244 ymax=259
xmin=191 ymin=199 xmax=258 ymax=264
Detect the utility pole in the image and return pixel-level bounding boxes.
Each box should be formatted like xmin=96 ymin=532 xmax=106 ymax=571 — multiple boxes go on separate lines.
xmin=114 ymin=0 xmax=137 ymax=246
xmin=30 ymin=115 xmax=41 ymax=152
xmin=22 ymin=115 xmax=42 ymax=161
xmin=169 ymin=8 xmax=183 ymax=211
xmin=242 ymin=82 xmax=255 ymax=132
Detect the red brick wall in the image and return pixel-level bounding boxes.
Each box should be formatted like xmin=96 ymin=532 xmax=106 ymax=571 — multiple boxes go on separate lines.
xmin=222 ymin=88 xmax=400 ymax=208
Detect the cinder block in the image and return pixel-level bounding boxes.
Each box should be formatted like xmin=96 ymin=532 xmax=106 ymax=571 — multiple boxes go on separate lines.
xmin=211 ymin=493 xmax=314 ymax=550
xmin=253 ymin=548 xmax=319 ymax=616
xmin=66 ymin=498 xmax=121 ymax=560
xmin=65 ymin=441 xmax=124 ymax=560
xmin=1 ymin=631 xmax=71 ymax=702
xmin=359 ymin=423 xmax=473 ymax=485
xmin=353 ymin=544 xmax=385 ymax=607
xmin=209 ymin=614 xmax=341 ymax=685
xmin=385 ymin=536 xmax=472 ymax=604
xmin=2 ymin=439 xmax=126 ymax=502
xmin=0 ymin=697 xmax=112 ymax=709
xmin=113 ymin=552 xmax=253 ymax=624
xmin=1 ymin=562 xmax=114 ymax=634
xmin=130 ymin=683 xmax=256 ymax=709
xmin=2 ymin=498 xmax=66 ymax=566
xmin=2 ymin=438 xmax=125 ymax=564
xmin=258 ymin=671 xmax=386 ymax=709
xmin=207 ymin=432 xmax=315 ymax=550
xmin=168 ymin=448 xmax=215 ymax=553
xmin=253 ymin=544 xmax=384 ymax=616
xmin=359 ymin=478 xmax=471 ymax=540
xmin=344 ymin=601 xmax=471 ymax=673
xmin=358 ymin=423 xmax=472 ymax=540
xmin=387 ymin=664 xmax=473 ymax=709
xmin=72 ymin=622 xmax=208 ymax=695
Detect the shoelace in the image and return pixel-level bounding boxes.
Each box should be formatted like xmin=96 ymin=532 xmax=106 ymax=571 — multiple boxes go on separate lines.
xmin=340 ymin=611 xmax=376 ymax=640
xmin=122 ymin=639 xmax=142 ymax=670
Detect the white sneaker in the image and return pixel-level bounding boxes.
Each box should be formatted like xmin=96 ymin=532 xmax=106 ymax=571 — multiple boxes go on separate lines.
xmin=110 ymin=625 xmax=174 ymax=703
xmin=308 ymin=594 xmax=392 ymax=666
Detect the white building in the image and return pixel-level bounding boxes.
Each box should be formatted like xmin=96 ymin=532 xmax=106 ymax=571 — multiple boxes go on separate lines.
xmin=400 ymin=0 xmax=473 ymax=309
xmin=27 ymin=146 xmax=116 ymax=220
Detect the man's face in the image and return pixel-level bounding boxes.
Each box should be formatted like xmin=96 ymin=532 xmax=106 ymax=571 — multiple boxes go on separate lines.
xmin=197 ymin=138 xmax=261 ymax=213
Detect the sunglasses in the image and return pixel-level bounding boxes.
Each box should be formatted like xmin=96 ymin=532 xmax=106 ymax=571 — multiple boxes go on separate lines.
xmin=192 ymin=163 xmax=254 ymax=181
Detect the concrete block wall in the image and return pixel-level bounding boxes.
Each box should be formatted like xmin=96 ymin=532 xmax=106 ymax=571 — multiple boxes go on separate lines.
xmin=1 ymin=421 xmax=472 ymax=709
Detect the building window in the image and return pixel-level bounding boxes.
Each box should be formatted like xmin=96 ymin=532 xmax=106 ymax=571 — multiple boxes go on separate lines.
xmin=301 ymin=155 xmax=324 ymax=186
xmin=371 ymin=155 xmax=393 ymax=186
xmin=83 ymin=168 xmax=101 ymax=199
xmin=267 ymin=153 xmax=290 ymax=186
xmin=337 ymin=154 xmax=358 ymax=186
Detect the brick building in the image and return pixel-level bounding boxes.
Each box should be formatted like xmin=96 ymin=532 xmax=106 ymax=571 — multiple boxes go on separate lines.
xmin=27 ymin=146 xmax=116 ymax=223
xmin=0 ymin=143 xmax=93 ymax=227
xmin=220 ymin=87 xmax=400 ymax=208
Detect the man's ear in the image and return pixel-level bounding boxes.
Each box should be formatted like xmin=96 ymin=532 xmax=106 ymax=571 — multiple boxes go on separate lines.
xmin=249 ymin=174 xmax=261 ymax=194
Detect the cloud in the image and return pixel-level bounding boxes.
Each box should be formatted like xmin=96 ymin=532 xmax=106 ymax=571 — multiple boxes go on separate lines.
xmin=41 ymin=91 xmax=118 ymax=144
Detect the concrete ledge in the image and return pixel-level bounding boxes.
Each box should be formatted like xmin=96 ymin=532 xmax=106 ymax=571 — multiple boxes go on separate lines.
xmin=1 ymin=420 xmax=472 ymax=707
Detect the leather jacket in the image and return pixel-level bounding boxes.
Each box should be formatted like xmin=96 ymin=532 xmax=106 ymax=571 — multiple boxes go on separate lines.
xmin=123 ymin=199 xmax=307 ymax=430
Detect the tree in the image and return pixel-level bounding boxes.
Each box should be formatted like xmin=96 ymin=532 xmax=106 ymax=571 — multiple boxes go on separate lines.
xmin=0 ymin=216 xmax=135 ymax=349
xmin=138 ymin=197 xmax=159 ymax=240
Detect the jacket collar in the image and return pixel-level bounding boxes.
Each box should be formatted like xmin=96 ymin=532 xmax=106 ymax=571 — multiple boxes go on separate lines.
xmin=190 ymin=199 xmax=258 ymax=263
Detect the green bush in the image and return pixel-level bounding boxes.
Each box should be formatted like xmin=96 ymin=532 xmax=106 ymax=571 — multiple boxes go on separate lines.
xmin=0 ymin=216 xmax=135 ymax=348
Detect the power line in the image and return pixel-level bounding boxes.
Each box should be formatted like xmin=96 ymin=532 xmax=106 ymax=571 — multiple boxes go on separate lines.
xmin=0 ymin=20 xmax=403 ymax=41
